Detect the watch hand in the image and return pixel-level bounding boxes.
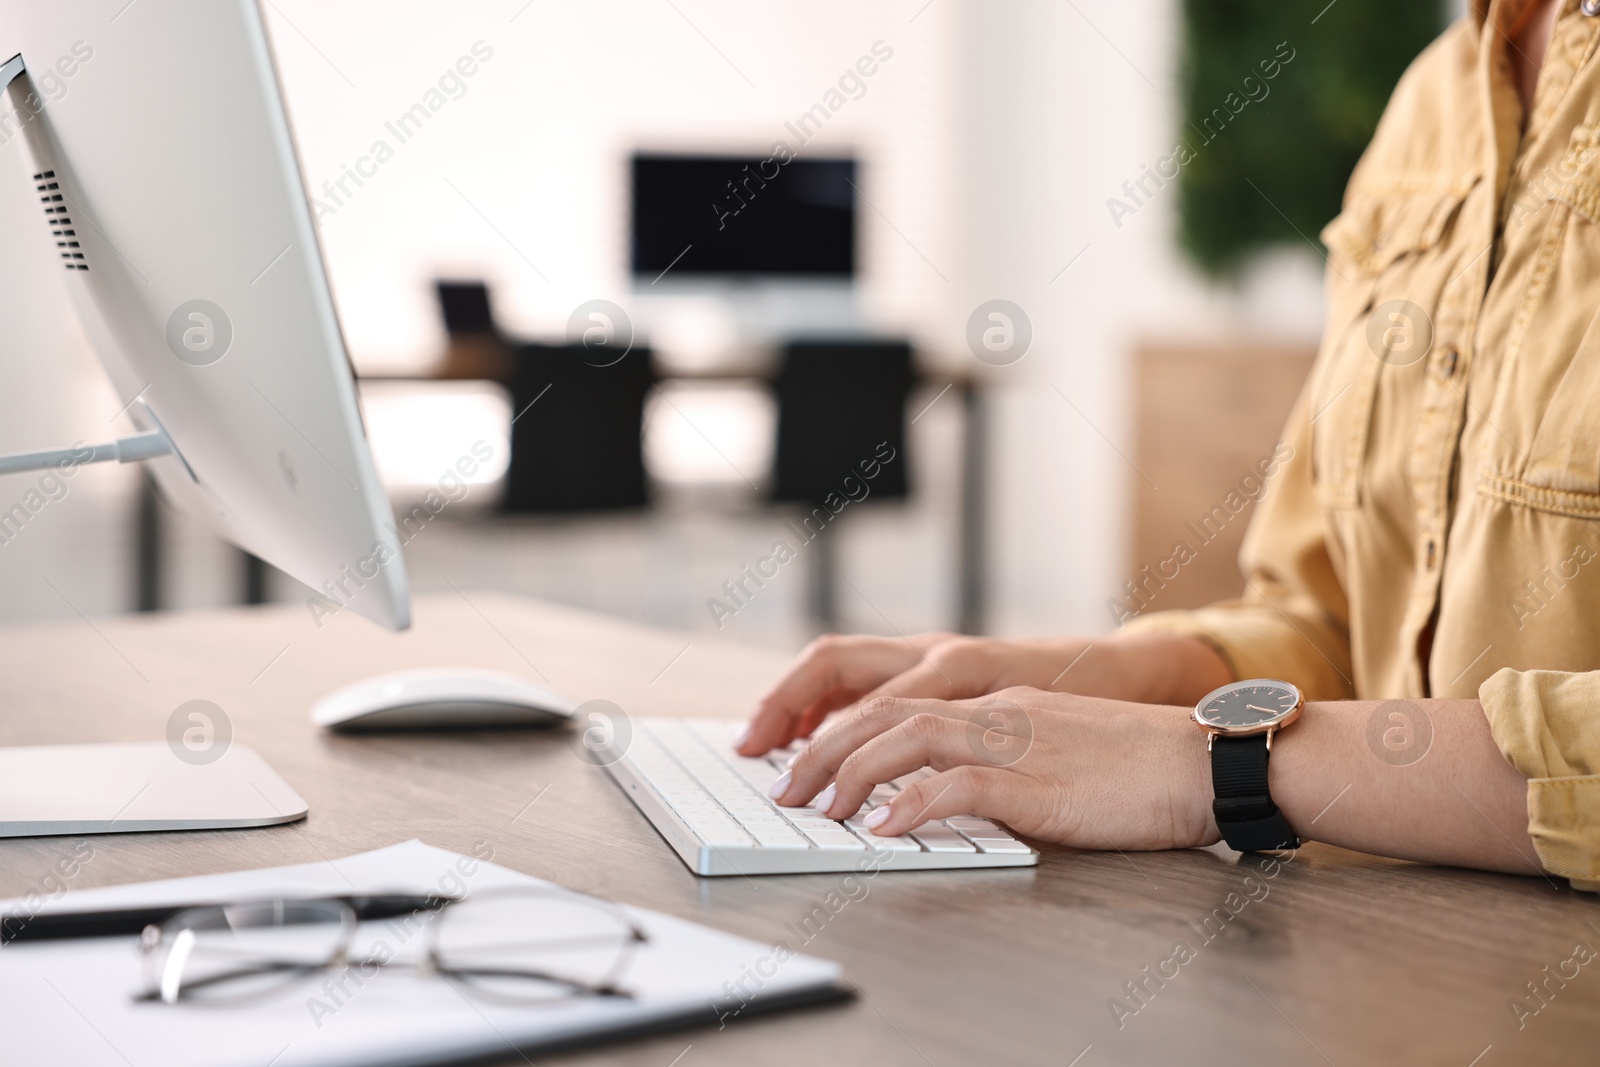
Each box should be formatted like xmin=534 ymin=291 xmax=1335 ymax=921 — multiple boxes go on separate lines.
xmin=1245 ymin=704 xmax=1281 ymax=714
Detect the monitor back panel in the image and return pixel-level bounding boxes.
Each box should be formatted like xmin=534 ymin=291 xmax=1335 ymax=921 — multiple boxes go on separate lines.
xmin=1 ymin=1 xmax=408 ymax=629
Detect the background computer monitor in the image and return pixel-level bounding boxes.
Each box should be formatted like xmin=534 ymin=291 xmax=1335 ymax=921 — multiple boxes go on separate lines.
xmin=2 ymin=0 xmax=408 ymax=631
xmin=631 ymin=153 xmax=857 ymax=279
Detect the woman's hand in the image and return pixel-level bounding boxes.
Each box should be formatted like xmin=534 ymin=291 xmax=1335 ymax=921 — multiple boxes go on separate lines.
xmin=734 ymin=632 xmax=960 ymax=755
xmin=735 ymin=630 xmax=1232 ymax=758
xmin=767 ymin=688 xmax=1219 ymax=851
xmin=735 ymin=633 xmax=1101 ymax=756
xmin=767 ymin=690 xmax=1541 ymax=876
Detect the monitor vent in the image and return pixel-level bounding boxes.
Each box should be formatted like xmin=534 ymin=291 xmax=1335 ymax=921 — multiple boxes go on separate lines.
xmin=34 ymin=171 xmax=88 ymax=271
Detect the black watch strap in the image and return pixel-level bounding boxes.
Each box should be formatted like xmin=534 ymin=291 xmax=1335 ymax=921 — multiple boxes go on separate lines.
xmin=1210 ymin=735 xmax=1299 ymax=852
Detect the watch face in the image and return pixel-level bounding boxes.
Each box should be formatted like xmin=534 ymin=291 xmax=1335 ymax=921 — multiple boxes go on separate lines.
xmin=1194 ymin=680 xmax=1302 ymax=734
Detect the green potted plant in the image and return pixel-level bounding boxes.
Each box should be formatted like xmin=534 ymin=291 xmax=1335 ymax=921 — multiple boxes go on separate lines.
xmin=1175 ymin=0 xmax=1444 ymax=278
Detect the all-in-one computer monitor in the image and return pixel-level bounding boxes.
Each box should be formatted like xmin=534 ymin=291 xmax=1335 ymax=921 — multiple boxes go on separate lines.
xmin=0 ymin=1 xmax=409 ymax=834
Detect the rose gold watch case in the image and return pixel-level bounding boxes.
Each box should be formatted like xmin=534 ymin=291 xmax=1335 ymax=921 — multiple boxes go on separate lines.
xmin=1192 ymin=678 xmax=1304 ymax=752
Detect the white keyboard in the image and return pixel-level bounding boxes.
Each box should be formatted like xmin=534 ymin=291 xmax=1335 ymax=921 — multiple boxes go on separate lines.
xmin=603 ymin=717 xmax=1038 ymax=876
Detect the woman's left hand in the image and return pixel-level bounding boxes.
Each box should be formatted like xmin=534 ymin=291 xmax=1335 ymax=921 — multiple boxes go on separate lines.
xmin=768 ymin=688 xmax=1221 ymax=851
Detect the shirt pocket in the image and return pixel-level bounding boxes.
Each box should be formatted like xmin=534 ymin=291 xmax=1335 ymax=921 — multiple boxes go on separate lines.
xmin=1480 ymin=128 xmax=1600 ymax=516
xmin=1311 ymin=183 xmax=1473 ymax=509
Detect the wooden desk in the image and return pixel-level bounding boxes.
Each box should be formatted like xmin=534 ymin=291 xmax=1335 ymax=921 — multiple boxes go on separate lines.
xmin=1 ymin=594 xmax=1595 ymax=1066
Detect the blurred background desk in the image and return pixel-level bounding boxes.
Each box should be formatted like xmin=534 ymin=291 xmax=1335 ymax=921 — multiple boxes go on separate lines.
xmin=133 ymin=276 xmax=992 ymax=641
xmin=0 ymin=595 xmax=1594 ymax=1067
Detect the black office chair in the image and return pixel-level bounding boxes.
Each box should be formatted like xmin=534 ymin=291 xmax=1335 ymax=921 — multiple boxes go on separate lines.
xmin=771 ymin=339 xmax=914 ymax=505
xmin=432 ymin=280 xmax=512 ymax=382
xmin=771 ymin=340 xmax=915 ymax=625
xmin=500 ymin=342 xmax=655 ymax=512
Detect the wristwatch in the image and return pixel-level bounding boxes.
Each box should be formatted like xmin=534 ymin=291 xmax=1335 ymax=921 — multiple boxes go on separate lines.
xmin=1193 ymin=679 xmax=1303 ymax=852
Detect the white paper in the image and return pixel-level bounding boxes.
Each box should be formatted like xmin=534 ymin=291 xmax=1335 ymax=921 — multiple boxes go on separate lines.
xmin=0 ymin=840 xmax=842 ymax=1067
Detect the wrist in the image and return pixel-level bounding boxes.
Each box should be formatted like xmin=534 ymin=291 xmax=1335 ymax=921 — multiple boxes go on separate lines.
xmin=1153 ymin=701 xmax=1224 ymax=848
xmin=1098 ymin=630 xmax=1234 ymax=706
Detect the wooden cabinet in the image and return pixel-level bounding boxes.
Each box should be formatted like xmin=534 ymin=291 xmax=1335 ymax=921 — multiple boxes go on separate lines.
xmin=1128 ymin=340 xmax=1315 ymax=616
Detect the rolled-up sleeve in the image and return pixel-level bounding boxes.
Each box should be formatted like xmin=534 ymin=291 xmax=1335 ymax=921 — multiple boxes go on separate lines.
xmin=1479 ymin=668 xmax=1600 ymax=892
xmin=1118 ymin=379 xmax=1356 ymax=702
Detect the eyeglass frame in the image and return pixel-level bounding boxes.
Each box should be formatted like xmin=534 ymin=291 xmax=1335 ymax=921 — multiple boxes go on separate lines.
xmin=135 ymin=886 xmax=651 ymax=1006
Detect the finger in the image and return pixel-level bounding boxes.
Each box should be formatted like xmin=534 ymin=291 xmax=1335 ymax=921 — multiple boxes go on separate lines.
xmin=861 ymin=765 xmax=1029 ymax=837
xmin=791 ymin=701 xmax=835 ymax=743
xmin=823 ymin=714 xmax=993 ymax=819
xmin=767 ymin=648 xmax=977 ymax=754
xmin=854 ymin=641 xmax=1001 ymax=706
xmin=784 ymin=670 xmax=948 ymax=743
xmin=774 ymin=696 xmax=984 ymax=806
xmin=737 ymin=636 xmax=933 ymax=756
xmin=791 ymin=639 xmax=1006 ymax=753
xmin=776 ymin=685 xmax=860 ymax=749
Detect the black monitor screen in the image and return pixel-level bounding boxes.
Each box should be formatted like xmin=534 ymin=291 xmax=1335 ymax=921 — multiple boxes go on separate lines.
xmin=631 ymin=154 xmax=856 ymax=278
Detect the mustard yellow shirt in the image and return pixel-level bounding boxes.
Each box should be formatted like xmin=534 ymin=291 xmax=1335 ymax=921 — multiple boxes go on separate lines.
xmin=1125 ymin=0 xmax=1600 ymax=890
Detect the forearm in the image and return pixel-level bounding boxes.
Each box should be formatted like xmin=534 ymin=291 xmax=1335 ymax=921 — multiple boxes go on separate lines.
xmin=1269 ymin=699 xmax=1536 ymax=874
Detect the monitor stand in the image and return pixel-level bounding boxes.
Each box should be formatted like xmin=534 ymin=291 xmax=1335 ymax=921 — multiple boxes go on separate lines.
xmin=0 ymin=425 xmax=308 ymax=837
xmin=0 ymin=743 xmax=308 ymax=837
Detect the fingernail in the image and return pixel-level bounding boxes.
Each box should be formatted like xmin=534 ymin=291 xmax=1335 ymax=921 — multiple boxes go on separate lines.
xmin=815 ymin=782 xmax=837 ymax=815
xmin=732 ymin=724 xmax=750 ymax=749
xmin=863 ymin=806 xmax=891 ymax=831
xmin=767 ymin=770 xmax=792 ymax=801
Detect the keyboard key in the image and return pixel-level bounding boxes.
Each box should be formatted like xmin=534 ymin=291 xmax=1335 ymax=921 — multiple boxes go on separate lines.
xmin=909 ymin=824 xmax=978 ymax=853
xmin=844 ymin=820 xmax=921 ymax=851
xmin=669 ymin=802 xmax=726 ymax=817
xmin=801 ymin=829 xmax=867 ymax=851
xmin=686 ymin=719 xmax=739 ymax=745
xmin=735 ymin=806 xmax=784 ymax=821
xmin=749 ymin=829 xmax=811 ymax=850
xmin=871 ymin=837 xmax=923 ymax=852
xmin=969 ymin=837 xmax=1033 ymax=855
xmin=687 ymin=819 xmax=755 ymax=848
xmin=729 ymin=757 xmax=782 ymax=791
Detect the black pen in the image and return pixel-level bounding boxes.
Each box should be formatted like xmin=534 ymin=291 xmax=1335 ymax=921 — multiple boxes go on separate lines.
xmin=0 ymin=893 xmax=458 ymax=945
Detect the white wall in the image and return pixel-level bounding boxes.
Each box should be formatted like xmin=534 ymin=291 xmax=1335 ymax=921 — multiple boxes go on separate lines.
xmin=951 ymin=1 xmax=1323 ymax=635
xmin=265 ymin=0 xmax=961 ymax=370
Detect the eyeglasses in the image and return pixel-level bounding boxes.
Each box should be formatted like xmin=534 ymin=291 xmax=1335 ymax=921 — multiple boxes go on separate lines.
xmin=135 ymin=887 xmax=649 ymax=1007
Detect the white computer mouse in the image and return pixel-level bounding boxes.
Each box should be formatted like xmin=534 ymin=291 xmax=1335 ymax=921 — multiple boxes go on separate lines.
xmin=311 ymin=667 xmax=579 ymax=731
